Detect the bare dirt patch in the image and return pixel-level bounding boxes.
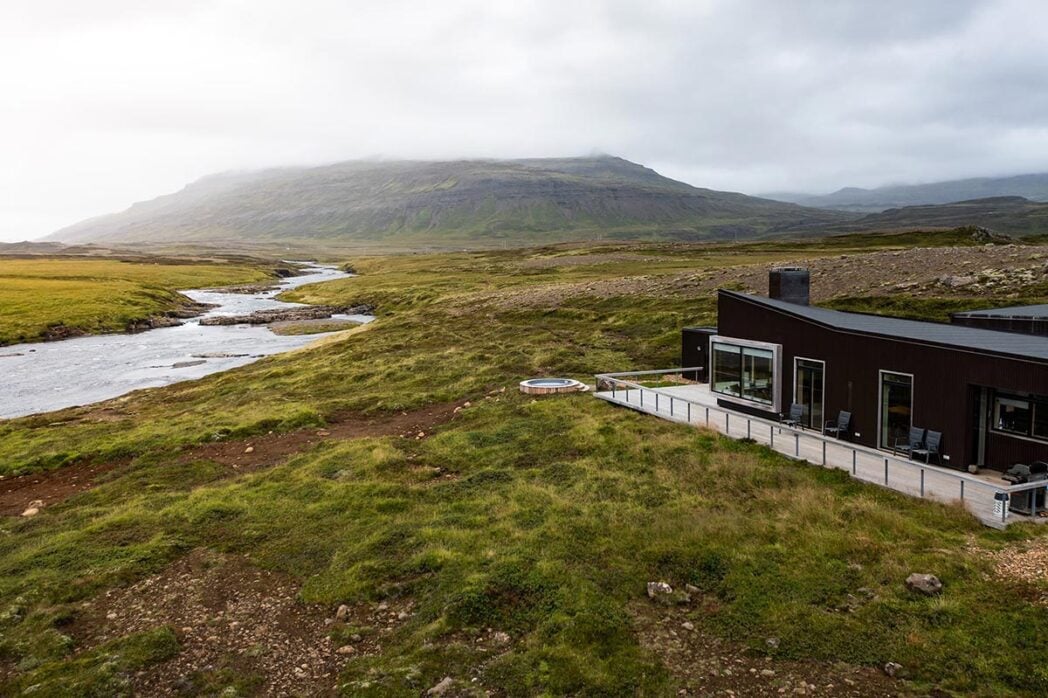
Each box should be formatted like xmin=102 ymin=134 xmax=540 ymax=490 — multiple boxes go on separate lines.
xmin=978 ymin=537 xmax=1048 ymax=604
xmin=475 ymin=245 xmax=1048 ymax=310
xmin=0 ymin=401 xmax=465 ymax=517
xmin=0 ymin=459 xmax=125 ymax=517
xmin=71 ymin=549 xmax=415 ymax=696
xmin=631 ymin=601 xmax=907 ymax=697
xmin=517 ymin=252 xmax=675 ymax=269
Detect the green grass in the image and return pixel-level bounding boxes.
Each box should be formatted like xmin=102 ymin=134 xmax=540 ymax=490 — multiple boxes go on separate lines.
xmin=1 ymin=239 xmax=1047 ymax=695
xmin=0 ymin=257 xmax=272 ymax=345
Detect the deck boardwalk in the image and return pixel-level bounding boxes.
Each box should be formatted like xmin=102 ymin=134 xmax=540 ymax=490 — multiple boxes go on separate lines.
xmin=594 ymin=380 xmax=1043 ymax=529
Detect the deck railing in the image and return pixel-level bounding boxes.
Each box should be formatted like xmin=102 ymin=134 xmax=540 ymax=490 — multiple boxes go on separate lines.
xmin=594 ymin=368 xmax=1044 ymax=529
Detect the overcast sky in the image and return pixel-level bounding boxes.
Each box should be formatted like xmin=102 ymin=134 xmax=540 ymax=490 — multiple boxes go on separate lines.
xmin=3 ymin=0 xmax=1048 ymax=241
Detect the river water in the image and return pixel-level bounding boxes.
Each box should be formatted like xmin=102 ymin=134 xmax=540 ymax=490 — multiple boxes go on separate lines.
xmin=0 ymin=264 xmax=370 ymax=420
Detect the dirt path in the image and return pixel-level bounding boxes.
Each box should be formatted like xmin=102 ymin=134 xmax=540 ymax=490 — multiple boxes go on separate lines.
xmin=0 ymin=401 xmax=465 ymax=517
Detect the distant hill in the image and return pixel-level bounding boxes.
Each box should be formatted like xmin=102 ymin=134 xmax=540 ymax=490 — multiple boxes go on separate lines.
xmin=48 ymin=156 xmax=849 ymax=247
xmin=825 ymin=196 xmax=1048 ymax=237
xmin=767 ymin=173 xmax=1048 ymax=213
xmin=0 ymin=241 xmax=70 ymax=255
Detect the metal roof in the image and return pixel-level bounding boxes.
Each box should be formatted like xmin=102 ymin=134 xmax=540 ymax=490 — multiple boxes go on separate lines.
xmin=952 ymin=304 xmax=1048 ymax=320
xmin=723 ymin=291 xmax=1048 ymax=363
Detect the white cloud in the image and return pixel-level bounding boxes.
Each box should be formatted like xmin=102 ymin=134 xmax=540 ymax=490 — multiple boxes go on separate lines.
xmin=1 ymin=0 xmax=1047 ymax=240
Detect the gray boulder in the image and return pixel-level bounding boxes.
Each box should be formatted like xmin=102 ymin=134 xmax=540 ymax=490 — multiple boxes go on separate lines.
xmin=905 ymin=573 xmax=943 ymax=596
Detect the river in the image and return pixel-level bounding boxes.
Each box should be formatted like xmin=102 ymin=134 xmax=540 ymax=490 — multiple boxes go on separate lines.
xmin=0 ymin=263 xmax=370 ymax=420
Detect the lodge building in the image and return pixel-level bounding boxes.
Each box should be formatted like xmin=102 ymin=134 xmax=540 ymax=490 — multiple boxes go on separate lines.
xmin=683 ymin=269 xmax=1048 ymax=471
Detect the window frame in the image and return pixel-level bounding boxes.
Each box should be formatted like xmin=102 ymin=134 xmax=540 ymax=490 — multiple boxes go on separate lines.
xmin=709 ymin=336 xmax=782 ymax=412
xmin=991 ymin=390 xmax=1047 ymax=442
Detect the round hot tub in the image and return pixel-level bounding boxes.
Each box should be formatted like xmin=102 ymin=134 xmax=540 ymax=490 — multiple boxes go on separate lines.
xmin=519 ymin=377 xmax=589 ymax=395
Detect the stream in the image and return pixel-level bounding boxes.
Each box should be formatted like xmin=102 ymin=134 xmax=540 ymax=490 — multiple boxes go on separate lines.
xmin=0 ymin=263 xmax=371 ymax=420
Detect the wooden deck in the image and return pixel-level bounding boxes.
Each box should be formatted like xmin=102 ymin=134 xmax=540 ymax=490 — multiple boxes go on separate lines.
xmin=593 ymin=378 xmax=1044 ymax=529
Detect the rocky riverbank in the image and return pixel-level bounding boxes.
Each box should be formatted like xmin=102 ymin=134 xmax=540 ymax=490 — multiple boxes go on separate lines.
xmin=37 ymin=300 xmax=216 ymax=342
xmin=199 ymin=304 xmax=375 ymax=326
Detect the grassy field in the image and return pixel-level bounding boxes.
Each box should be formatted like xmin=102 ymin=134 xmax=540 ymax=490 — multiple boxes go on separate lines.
xmin=1 ymin=232 xmax=1048 ymax=695
xmin=0 ymin=257 xmax=272 ymax=346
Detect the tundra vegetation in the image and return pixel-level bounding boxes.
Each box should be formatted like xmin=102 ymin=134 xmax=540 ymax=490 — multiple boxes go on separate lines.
xmin=2 ymin=230 xmax=1048 ymax=696
xmin=0 ymin=258 xmax=271 ymax=346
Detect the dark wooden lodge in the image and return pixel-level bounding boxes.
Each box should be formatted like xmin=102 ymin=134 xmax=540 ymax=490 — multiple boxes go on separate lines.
xmin=685 ymin=269 xmax=1048 ymax=471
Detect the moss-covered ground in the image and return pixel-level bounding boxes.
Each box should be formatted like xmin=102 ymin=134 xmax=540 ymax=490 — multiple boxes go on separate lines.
xmin=2 ymin=231 xmax=1047 ymax=695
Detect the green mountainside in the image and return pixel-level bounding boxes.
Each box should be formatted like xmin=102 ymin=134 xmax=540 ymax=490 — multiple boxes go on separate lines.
xmin=48 ymin=156 xmax=849 ymax=247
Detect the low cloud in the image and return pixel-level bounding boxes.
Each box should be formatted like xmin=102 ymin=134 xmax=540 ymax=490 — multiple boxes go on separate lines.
xmin=2 ymin=0 xmax=1047 ymax=240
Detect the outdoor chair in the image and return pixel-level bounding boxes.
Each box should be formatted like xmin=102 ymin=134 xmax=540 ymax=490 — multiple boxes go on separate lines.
xmin=911 ymin=430 xmax=942 ymax=465
xmin=893 ymin=426 xmax=926 ymax=458
xmin=824 ymin=410 xmax=851 ymax=440
xmin=780 ymin=403 xmax=805 ymax=429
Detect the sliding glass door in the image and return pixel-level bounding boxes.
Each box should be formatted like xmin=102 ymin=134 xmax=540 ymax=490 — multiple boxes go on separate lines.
xmin=794 ymin=358 xmax=824 ymax=429
xmin=879 ymin=371 xmax=913 ymax=449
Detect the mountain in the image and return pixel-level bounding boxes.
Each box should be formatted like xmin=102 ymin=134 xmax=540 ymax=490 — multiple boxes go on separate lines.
xmin=48 ymin=156 xmax=849 ymax=247
xmin=826 ymin=196 xmax=1048 ymax=237
xmin=767 ymin=173 xmax=1048 ymax=213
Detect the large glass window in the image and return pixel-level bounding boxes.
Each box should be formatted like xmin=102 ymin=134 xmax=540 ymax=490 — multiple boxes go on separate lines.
xmin=742 ymin=347 xmax=774 ymax=404
xmin=711 ymin=340 xmax=776 ymax=406
xmin=712 ymin=343 xmax=742 ymax=397
xmin=1034 ymin=403 xmax=1048 ymax=440
xmin=995 ymin=396 xmax=1031 ymax=435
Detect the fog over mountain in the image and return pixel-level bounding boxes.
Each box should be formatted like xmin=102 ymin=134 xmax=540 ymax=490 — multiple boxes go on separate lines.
xmin=767 ymin=173 xmax=1048 ymax=213
xmin=4 ymin=0 xmax=1048 ymax=241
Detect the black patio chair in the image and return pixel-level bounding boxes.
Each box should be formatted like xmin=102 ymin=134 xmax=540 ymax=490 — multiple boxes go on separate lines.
xmin=780 ymin=403 xmax=805 ymax=429
xmin=824 ymin=410 xmax=851 ymax=440
xmin=893 ymin=426 xmax=926 ymax=459
xmin=911 ymin=430 xmax=942 ymax=465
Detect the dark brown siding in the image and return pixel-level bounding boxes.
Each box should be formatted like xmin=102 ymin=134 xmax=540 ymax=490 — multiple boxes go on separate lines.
xmin=716 ymin=292 xmax=1048 ymax=470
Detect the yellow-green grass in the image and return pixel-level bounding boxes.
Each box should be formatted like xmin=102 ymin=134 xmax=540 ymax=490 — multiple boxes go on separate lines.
xmin=2 ymin=235 xmax=1047 ymax=695
xmin=269 ymin=319 xmax=364 ymax=336
xmin=0 ymin=258 xmax=272 ymax=346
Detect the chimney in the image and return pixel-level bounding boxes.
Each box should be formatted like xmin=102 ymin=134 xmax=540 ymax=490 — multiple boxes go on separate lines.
xmin=769 ymin=267 xmax=810 ymax=305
